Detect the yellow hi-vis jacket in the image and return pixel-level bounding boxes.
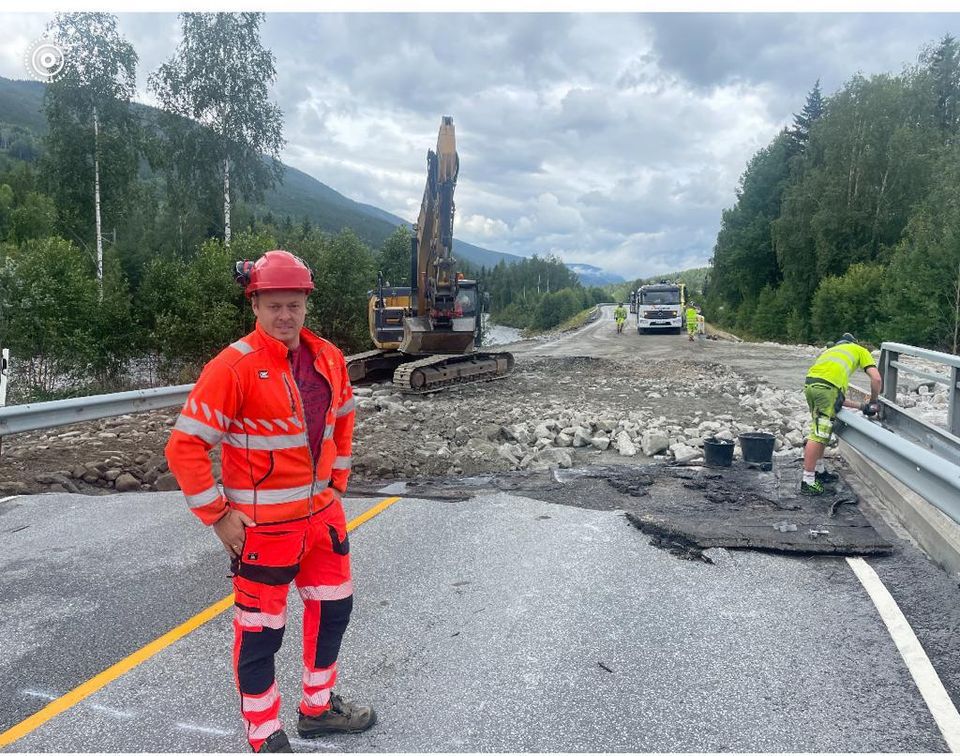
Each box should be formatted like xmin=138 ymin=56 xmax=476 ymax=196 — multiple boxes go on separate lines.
xmin=806 ymin=342 xmax=876 ymax=392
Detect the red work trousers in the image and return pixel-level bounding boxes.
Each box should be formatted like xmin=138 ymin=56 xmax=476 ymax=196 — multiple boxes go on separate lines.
xmin=230 ymin=501 xmax=352 ymax=751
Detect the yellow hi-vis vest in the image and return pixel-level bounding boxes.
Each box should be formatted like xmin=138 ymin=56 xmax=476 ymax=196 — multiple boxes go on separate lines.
xmin=686 ymin=308 xmax=698 ymax=327
xmin=806 ymin=342 xmax=876 ymax=392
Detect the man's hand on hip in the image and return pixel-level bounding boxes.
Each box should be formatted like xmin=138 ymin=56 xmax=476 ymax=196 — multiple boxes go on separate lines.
xmin=213 ymin=509 xmax=257 ymax=557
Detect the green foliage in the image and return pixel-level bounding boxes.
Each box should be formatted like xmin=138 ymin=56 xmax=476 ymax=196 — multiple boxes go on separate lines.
xmin=531 ymin=288 xmax=583 ymax=330
xmin=144 ymin=232 xmax=270 ymax=377
xmin=481 ymin=254 xmax=582 ymax=328
xmin=149 ymin=12 xmax=284 ymax=243
xmin=809 ymin=263 xmax=886 ymax=344
xmin=710 ymin=35 xmax=960 ymax=348
xmin=9 ymin=191 xmax=57 ymax=243
xmin=41 ymin=13 xmax=140 ymax=248
xmin=750 ymin=286 xmax=791 ymax=340
xmin=305 ymin=229 xmax=377 ymax=353
xmin=378 ymin=224 xmax=412 ymax=286
xmin=711 ymin=132 xmax=792 ymax=311
xmin=879 ymin=150 xmax=960 ymax=352
xmin=0 ymin=237 xmax=99 ymax=391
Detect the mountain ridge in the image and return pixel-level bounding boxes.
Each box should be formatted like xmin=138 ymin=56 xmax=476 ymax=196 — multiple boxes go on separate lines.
xmin=0 ymin=75 xmax=624 ymax=283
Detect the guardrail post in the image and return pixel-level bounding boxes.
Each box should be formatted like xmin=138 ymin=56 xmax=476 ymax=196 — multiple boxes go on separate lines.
xmin=0 ymin=348 xmax=8 ymax=456
xmin=880 ymin=345 xmax=899 ymax=401
xmin=950 ymin=365 xmax=960 ymax=438
xmin=0 ymin=348 xmax=8 ymax=408
xmin=879 ymin=346 xmax=899 ymax=423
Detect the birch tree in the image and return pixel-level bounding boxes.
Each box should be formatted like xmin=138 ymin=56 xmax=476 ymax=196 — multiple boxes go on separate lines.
xmin=42 ymin=12 xmax=138 ymax=297
xmin=149 ymin=12 xmax=284 ymax=247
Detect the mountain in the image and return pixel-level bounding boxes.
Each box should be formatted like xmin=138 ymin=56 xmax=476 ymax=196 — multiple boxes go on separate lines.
xmin=0 ymin=75 xmax=619 ymax=284
xmin=566 ymin=263 xmax=625 ymax=287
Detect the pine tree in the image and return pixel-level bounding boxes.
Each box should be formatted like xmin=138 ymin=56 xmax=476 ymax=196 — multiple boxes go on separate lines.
xmin=789 ymin=79 xmax=825 ymax=152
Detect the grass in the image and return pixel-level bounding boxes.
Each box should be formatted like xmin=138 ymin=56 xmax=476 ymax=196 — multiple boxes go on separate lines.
xmin=522 ymin=305 xmax=600 ymax=338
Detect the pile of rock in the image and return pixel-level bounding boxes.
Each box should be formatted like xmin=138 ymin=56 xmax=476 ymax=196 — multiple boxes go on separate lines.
xmin=23 ymin=451 xmax=181 ymax=495
xmin=348 ymin=360 xmax=818 ymax=479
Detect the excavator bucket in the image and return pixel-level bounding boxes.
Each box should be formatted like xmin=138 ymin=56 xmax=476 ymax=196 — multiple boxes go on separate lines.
xmin=400 ymin=316 xmax=476 ymax=355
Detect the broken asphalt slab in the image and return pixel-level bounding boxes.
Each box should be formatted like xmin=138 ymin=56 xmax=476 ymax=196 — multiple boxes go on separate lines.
xmin=369 ymin=459 xmax=893 ymax=560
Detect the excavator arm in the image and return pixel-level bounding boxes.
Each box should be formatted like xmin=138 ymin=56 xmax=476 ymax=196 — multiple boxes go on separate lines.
xmin=401 ymin=117 xmax=474 ymax=355
xmin=349 ymin=116 xmax=514 ymax=392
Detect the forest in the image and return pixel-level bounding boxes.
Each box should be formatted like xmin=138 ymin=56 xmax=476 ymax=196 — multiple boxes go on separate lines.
xmin=705 ymin=35 xmax=960 ymax=351
xmin=0 ymin=13 xmax=602 ymax=398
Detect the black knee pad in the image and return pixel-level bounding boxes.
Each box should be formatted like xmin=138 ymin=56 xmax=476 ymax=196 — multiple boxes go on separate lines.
xmin=238 ymin=625 xmax=285 ymax=694
xmin=314 ymin=595 xmax=353 ymax=668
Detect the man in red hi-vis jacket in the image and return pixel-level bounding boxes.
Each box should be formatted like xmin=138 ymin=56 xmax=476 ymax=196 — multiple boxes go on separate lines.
xmin=165 ymin=250 xmax=376 ymax=753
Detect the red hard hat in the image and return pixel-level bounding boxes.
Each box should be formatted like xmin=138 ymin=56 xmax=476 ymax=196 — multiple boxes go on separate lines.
xmin=244 ymin=250 xmax=314 ymax=298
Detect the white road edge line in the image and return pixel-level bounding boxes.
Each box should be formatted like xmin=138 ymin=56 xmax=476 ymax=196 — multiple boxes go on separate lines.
xmin=847 ymin=556 xmax=960 ymax=751
xmin=0 ymin=495 xmax=21 ymax=504
xmin=174 ymin=723 xmax=233 ymax=737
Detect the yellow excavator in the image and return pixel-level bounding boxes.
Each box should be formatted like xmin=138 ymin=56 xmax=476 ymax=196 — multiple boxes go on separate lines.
xmin=346 ymin=117 xmax=514 ymax=392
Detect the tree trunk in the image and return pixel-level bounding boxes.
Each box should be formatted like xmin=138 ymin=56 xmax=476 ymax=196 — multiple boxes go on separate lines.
xmin=224 ymin=157 xmax=231 ymax=247
xmin=93 ymin=106 xmax=103 ymax=301
xmin=871 ymin=164 xmax=890 ymax=251
xmin=953 ymin=261 xmax=960 ymax=355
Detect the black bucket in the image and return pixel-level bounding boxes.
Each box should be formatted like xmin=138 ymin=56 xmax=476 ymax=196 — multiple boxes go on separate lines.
xmin=739 ymin=432 xmax=775 ymax=466
xmin=703 ymin=436 xmax=734 ymax=467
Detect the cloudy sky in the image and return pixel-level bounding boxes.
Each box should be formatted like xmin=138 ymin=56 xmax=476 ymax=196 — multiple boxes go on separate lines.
xmin=2 ymin=12 xmax=959 ymax=279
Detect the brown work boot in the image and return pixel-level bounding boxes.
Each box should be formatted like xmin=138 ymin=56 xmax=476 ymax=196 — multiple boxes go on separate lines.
xmin=254 ymin=729 xmax=292 ymax=752
xmin=297 ymin=693 xmax=377 ymax=737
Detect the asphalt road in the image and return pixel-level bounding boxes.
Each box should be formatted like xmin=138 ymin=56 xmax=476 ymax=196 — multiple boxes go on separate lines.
xmin=2 ymin=308 xmax=960 ymax=752
xmin=513 ymin=304 xmax=818 ymax=392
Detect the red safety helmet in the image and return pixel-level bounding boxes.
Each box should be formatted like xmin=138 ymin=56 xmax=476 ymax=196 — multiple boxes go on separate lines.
xmin=235 ymin=250 xmax=314 ymax=298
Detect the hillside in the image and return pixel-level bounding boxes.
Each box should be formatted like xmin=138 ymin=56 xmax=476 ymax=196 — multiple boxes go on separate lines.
xmin=0 ymin=75 xmax=622 ymax=283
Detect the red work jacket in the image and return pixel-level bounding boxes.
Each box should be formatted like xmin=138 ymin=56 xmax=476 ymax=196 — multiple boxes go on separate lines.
xmin=165 ymin=322 xmax=355 ymax=525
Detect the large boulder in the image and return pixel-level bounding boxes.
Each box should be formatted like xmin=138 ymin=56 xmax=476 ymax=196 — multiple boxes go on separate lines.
xmin=616 ymin=431 xmax=638 ymax=457
xmin=572 ymin=428 xmax=593 ymax=448
xmin=114 ymin=473 xmax=141 ymax=493
xmin=530 ymin=447 xmax=573 ymax=470
xmin=641 ymin=431 xmax=669 ymax=456
xmin=498 ymin=443 xmax=522 ymax=466
xmin=590 ymin=436 xmax=611 ymax=451
xmin=155 ymin=473 xmax=181 ymax=492
xmin=533 ymin=423 xmax=555 ymax=440
xmin=672 ymin=444 xmax=701 ymax=464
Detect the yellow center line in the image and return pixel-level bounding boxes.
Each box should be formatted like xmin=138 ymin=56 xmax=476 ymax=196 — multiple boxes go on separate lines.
xmin=0 ymin=495 xmax=403 ymax=750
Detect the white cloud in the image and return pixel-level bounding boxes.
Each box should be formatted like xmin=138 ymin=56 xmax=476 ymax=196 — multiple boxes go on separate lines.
xmin=460 ymin=213 xmax=510 ymax=239
xmin=1 ymin=12 xmax=958 ymax=280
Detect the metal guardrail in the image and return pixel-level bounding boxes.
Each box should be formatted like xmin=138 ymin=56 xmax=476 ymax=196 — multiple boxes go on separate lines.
xmin=877 ymin=342 xmax=960 ymax=462
xmin=835 ymin=409 xmax=960 ymax=520
xmin=0 ymin=384 xmax=191 ymax=436
xmin=836 ymin=341 xmax=960 ymax=522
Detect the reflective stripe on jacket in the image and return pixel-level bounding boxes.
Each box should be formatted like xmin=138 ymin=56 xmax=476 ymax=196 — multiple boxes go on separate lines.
xmin=806 ymin=342 xmax=876 ymax=393
xmin=165 ymin=322 xmax=355 ymax=526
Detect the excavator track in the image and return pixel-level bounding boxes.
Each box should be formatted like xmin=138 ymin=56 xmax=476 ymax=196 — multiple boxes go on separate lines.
xmin=393 ymin=351 xmax=515 ymax=394
xmin=345 ymin=349 xmax=413 ymax=384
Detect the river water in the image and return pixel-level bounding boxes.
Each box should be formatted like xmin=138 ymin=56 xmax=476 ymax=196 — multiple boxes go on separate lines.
xmin=481 ymin=314 xmax=524 ymax=346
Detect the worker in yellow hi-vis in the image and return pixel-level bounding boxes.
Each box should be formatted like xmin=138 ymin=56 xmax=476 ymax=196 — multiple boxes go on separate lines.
xmin=801 ymin=333 xmax=882 ymax=496
xmin=685 ymin=303 xmax=698 ymax=341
